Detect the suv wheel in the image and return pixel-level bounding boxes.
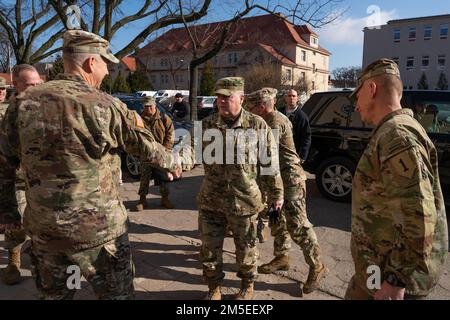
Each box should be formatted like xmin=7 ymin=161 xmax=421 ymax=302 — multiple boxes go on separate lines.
xmin=125 ymin=154 xmax=141 ymax=179
xmin=316 ymin=157 xmax=356 ymax=202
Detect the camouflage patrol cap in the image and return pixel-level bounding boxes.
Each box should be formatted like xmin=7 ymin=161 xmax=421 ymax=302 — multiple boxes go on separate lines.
xmin=215 ymin=77 xmax=245 ymax=96
xmin=246 ymin=87 xmax=278 ymax=106
xmin=63 ymin=30 xmax=119 ymax=64
xmin=0 ymin=77 xmax=6 ymax=88
xmin=350 ymin=58 xmax=401 ymax=98
xmin=143 ymin=96 xmax=156 ymax=106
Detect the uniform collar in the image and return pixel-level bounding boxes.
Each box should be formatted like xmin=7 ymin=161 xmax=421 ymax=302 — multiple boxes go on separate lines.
xmin=55 ymin=74 xmax=88 ymax=84
xmin=216 ymin=109 xmax=250 ymax=129
xmin=372 ymin=108 xmax=414 ymax=135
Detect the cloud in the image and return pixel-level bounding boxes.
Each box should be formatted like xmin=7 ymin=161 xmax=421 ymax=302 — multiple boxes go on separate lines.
xmin=318 ymin=9 xmax=398 ymax=45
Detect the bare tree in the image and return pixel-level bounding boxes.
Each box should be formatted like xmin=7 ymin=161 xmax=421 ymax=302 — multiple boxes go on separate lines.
xmin=243 ymin=63 xmax=282 ymax=93
xmin=0 ymin=0 xmax=215 ymax=64
xmin=178 ymin=0 xmax=345 ymax=120
xmin=332 ymin=66 xmax=361 ymax=88
xmin=49 ymin=0 xmax=214 ymax=58
xmin=0 ymin=29 xmax=14 ymax=73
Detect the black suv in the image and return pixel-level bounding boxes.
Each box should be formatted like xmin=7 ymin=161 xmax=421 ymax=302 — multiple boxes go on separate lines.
xmin=302 ymin=90 xmax=450 ymax=205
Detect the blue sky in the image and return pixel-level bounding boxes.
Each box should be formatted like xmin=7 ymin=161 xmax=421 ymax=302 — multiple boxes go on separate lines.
xmin=105 ymin=0 xmax=450 ymax=72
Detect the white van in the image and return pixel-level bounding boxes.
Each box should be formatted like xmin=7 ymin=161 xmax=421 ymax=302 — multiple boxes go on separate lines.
xmin=135 ymin=91 xmax=157 ymax=97
xmin=154 ymin=89 xmax=189 ymax=101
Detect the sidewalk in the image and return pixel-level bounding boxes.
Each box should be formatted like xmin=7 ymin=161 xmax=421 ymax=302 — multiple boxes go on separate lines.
xmin=1 ymin=166 xmax=449 ymax=299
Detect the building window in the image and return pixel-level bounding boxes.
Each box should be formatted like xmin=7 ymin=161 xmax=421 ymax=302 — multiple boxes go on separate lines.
xmin=424 ymin=25 xmax=432 ymax=40
xmin=438 ymin=55 xmax=446 ymax=69
xmin=160 ymin=74 xmax=164 ymax=83
xmin=393 ymin=29 xmax=401 ymax=42
xmin=301 ymin=50 xmax=306 ymax=62
xmin=312 ymin=37 xmax=318 ymax=45
xmin=285 ymin=69 xmax=292 ymax=81
xmin=408 ymin=27 xmax=416 ymax=41
xmin=392 ymin=57 xmax=399 ymax=65
xmin=150 ymin=75 xmax=156 ymax=83
xmin=228 ymin=52 xmax=238 ymax=64
xmin=406 ymin=56 xmax=414 ymax=70
xmin=313 ymin=51 xmax=316 ymax=56
xmin=312 ymin=81 xmax=316 ymax=90
xmin=440 ymin=23 xmax=448 ymax=39
xmin=312 ymin=63 xmax=316 ymax=74
xmin=422 ymin=55 xmax=429 ymax=69
xmin=214 ymin=56 xmax=218 ymax=64
xmin=301 ymin=72 xmax=306 ymax=81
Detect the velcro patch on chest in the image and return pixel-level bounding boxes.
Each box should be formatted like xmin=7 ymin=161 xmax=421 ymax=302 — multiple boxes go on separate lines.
xmin=133 ymin=111 xmax=145 ymax=129
xmin=389 ymin=150 xmax=417 ymax=179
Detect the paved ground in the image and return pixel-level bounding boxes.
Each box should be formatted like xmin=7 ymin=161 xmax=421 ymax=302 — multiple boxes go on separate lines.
xmin=1 ymin=166 xmax=449 ymax=300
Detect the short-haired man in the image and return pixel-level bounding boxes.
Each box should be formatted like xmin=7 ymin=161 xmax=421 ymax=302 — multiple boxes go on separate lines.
xmin=0 ymin=30 xmax=181 ymax=299
xmin=279 ymin=89 xmax=311 ymax=162
xmin=0 ymin=64 xmax=42 ymax=285
xmin=171 ymin=92 xmax=189 ymax=121
xmin=247 ymin=88 xmax=327 ymax=294
xmin=136 ymin=96 xmax=175 ymax=210
xmin=346 ymin=59 xmax=448 ymax=300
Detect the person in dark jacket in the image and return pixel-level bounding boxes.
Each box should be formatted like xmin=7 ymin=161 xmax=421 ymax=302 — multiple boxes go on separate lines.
xmin=171 ymin=92 xmax=189 ymax=120
xmin=279 ymin=89 xmax=311 ymax=162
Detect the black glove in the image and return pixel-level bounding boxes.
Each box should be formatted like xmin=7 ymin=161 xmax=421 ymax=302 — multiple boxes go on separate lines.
xmin=268 ymin=206 xmax=281 ymax=226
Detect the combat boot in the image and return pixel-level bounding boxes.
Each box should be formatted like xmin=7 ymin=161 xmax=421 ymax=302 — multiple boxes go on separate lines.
xmin=258 ymin=255 xmax=289 ymax=274
xmin=0 ymin=246 xmax=22 ymax=285
xmin=204 ymin=284 xmax=222 ymax=300
xmin=135 ymin=196 xmax=147 ymax=211
xmin=234 ymin=281 xmax=254 ymax=300
xmin=303 ymin=263 xmax=328 ymax=294
xmin=161 ymin=196 xmax=174 ymax=209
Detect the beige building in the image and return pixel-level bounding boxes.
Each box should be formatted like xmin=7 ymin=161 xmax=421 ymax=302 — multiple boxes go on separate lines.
xmin=108 ymin=56 xmax=137 ymax=79
xmin=363 ymin=14 xmax=450 ymax=89
xmin=137 ymin=13 xmax=331 ymax=93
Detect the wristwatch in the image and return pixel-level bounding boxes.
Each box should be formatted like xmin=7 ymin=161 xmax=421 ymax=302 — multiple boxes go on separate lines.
xmin=385 ymin=272 xmax=406 ymax=288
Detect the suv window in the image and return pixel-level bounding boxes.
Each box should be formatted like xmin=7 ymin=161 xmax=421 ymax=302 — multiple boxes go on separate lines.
xmin=407 ymin=101 xmax=450 ymax=134
xmin=312 ymin=96 xmax=351 ymax=127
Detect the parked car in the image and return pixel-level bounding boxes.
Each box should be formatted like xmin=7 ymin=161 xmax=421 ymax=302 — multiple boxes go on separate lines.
xmin=197 ymin=96 xmax=216 ymax=109
xmin=135 ymin=91 xmax=157 ymax=97
xmin=116 ymin=96 xmax=193 ymax=178
xmin=301 ymin=90 xmax=450 ymax=205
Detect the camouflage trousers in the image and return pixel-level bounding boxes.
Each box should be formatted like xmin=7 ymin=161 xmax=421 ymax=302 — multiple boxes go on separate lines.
xmin=270 ymin=199 xmax=322 ymax=268
xmin=138 ymin=165 xmax=169 ymax=197
xmin=4 ymin=189 xmax=27 ymax=250
xmin=345 ymin=275 xmax=427 ymax=300
xmin=26 ymin=233 xmax=135 ymax=300
xmin=199 ymin=209 xmax=259 ymax=286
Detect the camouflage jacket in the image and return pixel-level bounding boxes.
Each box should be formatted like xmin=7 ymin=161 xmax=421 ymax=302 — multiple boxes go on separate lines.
xmin=264 ymin=111 xmax=307 ymax=200
xmin=351 ymin=108 xmax=448 ymax=296
xmin=0 ymin=102 xmax=8 ymax=123
xmin=197 ymin=109 xmax=284 ymax=215
xmin=0 ymin=74 xmax=178 ymax=251
xmin=141 ymin=109 xmax=174 ymax=151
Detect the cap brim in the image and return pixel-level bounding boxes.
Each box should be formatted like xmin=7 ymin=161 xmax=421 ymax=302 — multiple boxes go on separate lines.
xmin=102 ymin=52 xmax=120 ymax=64
xmin=215 ymin=89 xmax=233 ymax=96
xmin=349 ymin=82 xmax=363 ymax=99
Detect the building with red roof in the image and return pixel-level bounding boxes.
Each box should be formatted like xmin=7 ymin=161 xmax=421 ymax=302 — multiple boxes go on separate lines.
xmin=109 ymin=56 xmax=138 ymax=80
xmin=137 ymin=13 xmax=331 ymax=92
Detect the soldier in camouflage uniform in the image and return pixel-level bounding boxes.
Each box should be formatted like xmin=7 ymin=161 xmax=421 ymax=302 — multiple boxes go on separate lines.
xmin=247 ymin=88 xmax=328 ymax=294
xmin=346 ymin=59 xmax=448 ymax=300
xmin=0 ymin=64 xmax=42 ymax=285
xmin=198 ymin=77 xmax=284 ymax=300
xmin=136 ymin=96 xmax=175 ymax=210
xmin=0 ymin=30 xmax=181 ymax=300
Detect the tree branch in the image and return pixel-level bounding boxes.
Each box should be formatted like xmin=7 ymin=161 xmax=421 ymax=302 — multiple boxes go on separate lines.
xmin=92 ymin=0 xmax=100 ymax=33
xmin=114 ymin=0 xmax=212 ymax=59
xmin=29 ymin=29 xmax=65 ymax=62
xmin=109 ymin=0 xmax=168 ymax=39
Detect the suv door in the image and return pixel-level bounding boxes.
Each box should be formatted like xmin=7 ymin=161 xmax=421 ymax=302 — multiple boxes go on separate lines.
xmin=306 ymin=93 xmax=356 ymax=201
xmin=402 ymin=91 xmax=450 ymax=199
